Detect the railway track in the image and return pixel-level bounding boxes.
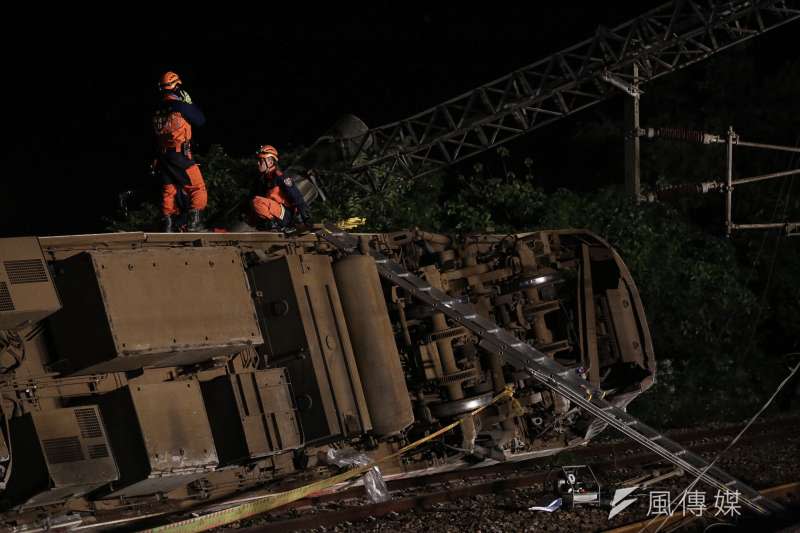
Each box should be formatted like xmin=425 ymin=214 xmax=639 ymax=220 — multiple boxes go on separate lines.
xmin=227 ymin=419 xmax=800 ymax=533
xmin=603 ymin=482 xmax=800 ymax=533
xmin=276 ymin=415 xmax=800 ymax=509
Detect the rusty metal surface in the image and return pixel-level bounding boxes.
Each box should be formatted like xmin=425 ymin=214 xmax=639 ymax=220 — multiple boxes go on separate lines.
xmin=96 ymin=381 xmax=218 ymax=498
xmin=3 ymin=406 xmax=118 ymax=508
xmin=249 ymin=254 xmax=372 ymax=442
xmin=48 ymin=247 xmax=263 ymax=373
xmin=333 ymin=255 xmax=414 ymax=437
xmin=201 ymin=369 xmax=302 ymax=464
xmin=553 ymin=230 xmax=656 ymax=382
xmin=320 ymin=227 xmax=778 ymax=515
xmin=0 ymin=237 xmax=61 ymax=330
xmin=0 ymin=228 xmax=660 ymax=530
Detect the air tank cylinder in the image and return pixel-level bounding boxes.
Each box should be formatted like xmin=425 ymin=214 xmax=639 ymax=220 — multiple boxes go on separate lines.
xmin=333 ymin=255 xmax=414 ymax=437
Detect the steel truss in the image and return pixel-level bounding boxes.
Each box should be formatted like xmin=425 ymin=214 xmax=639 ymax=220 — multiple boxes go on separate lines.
xmin=344 ymin=1 xmax=800 ymax=183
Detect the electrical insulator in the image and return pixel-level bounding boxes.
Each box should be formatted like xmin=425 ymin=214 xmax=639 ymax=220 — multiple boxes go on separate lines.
xmin=641 ymin=127 xmax=722 ymax=144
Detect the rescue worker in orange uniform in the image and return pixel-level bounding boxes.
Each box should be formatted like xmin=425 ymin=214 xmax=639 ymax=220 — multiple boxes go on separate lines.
xmin=251 ymin=145 xmax=311 ymax=232
xmin=152 ymin=72 xmax=207 ymax=232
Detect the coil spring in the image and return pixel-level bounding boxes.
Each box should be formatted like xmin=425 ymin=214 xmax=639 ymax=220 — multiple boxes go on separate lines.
xmin=437 ymin=367 xmax=480 ymax=385
xmin=425 ymin=326 xmax=468 ymax=344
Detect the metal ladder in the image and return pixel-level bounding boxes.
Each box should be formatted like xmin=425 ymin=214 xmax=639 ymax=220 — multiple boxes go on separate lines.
xmin=318 ymin=227 xmax=783 ymax=516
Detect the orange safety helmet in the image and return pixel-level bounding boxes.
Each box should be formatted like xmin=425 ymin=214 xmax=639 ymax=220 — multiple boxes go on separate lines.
xmin=159 ymin=71 xmax=182 ymax=92
xmin=256 ymin=145 xmax=279 ymax=161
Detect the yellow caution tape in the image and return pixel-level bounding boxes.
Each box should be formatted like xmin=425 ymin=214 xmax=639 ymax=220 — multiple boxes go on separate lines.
xmin=142 ymin=387 xmax=514 ymax=532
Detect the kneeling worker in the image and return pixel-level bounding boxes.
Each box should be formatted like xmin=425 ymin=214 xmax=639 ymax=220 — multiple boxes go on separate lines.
xmin=251 ymin=145 xmax=311 ymax=231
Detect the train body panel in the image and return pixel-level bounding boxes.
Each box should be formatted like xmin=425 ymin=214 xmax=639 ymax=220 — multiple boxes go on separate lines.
xmin=0 ymin=237 xmax=61 ymax=331
xmin=249 ymin=253 xmax=372 ymax=441
xmin=48 ymin=247 xmax=262 ymax=374
xmin=0 ymin=229 xmax=655 ymax=530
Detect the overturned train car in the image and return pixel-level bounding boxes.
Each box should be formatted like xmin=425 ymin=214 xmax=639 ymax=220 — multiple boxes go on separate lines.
xmin=0 ymin=229 xmax=655 ymax=529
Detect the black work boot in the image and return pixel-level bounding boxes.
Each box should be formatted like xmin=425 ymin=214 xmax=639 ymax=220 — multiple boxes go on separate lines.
xmin=187 ymin=209 xmax=205 ymax=232
xmin=161 ymin=215 xmax=174 ymax=233
xmin=269 ymin=218 xmax=296 ymax=235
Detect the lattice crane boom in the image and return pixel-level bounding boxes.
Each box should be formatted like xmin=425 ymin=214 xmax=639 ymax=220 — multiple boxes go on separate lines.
xmin=344 ymin=0 xmax=800 ymax=181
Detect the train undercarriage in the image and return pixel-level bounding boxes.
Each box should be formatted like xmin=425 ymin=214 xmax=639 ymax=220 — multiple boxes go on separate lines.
xmin=0 ymin=228 xmax=655 ymax=530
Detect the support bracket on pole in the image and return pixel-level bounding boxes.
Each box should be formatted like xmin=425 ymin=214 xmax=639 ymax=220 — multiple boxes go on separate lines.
xmin=601 ymin=70 xmax=643 ymax=98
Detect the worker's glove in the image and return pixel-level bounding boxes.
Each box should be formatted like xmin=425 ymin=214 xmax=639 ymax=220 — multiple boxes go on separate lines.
xmin=178 ymin=90 xmax=193 ymax=104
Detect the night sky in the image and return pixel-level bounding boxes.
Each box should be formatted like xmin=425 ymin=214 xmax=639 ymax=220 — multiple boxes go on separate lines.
xmin=3 ymin=6 xmax=797 ymax=236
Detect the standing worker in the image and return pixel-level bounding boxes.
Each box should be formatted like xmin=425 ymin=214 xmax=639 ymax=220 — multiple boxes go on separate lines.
xmin=152 ymin=71 xmax=207 ymax=232
xmin=251 ymin=145 xmax=311 ymax=232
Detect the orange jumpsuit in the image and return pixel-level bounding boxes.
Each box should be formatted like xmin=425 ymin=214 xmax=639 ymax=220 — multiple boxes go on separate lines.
xmin=152 ymin=96 xmax=207 ymax=216
xmin=252 ymin=169 xmax=306 ymax=224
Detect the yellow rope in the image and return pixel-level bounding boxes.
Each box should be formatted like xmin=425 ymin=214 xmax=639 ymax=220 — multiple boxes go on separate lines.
xmin=335 ymin=217 xmax=366 ymax=230
xmin=143 ymin=386 xmax=514 ymax=532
